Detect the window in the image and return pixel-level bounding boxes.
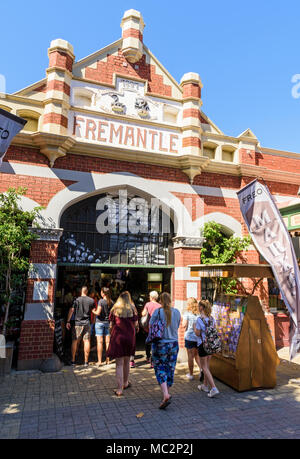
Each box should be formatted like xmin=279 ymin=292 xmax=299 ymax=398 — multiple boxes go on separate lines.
xmin=58 ymin=193 xmax=174 ymax=266
xmin=73 ymin=88 xmax=93 ymax=108
xmin=222 ymin=145 xmax=236 ymax=162
xmin=203 ymin=142 xmax=218 ymax=160
xmin=17 ymin=110 xmax=40 ymax=132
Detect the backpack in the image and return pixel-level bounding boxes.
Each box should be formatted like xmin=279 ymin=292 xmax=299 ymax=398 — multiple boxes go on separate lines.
xmin=146 ymin=308 xmax=165 ymax=344
xmin=200 ymin=317 xmax=222 ymax=355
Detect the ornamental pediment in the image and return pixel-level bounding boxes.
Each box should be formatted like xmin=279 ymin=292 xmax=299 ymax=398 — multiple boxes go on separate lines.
xmin=71 ymin=77 xmax=181 ymax=125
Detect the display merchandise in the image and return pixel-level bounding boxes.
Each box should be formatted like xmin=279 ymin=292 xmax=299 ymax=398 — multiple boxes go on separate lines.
xmin=212 ymin=297 xmax=247 ymax=359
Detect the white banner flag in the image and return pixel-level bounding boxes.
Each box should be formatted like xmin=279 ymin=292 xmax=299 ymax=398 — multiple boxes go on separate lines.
xmin=0 ymin=108 xmax=27 ymax=166
xmin=237 ymin=179 xmax=300 ymax=361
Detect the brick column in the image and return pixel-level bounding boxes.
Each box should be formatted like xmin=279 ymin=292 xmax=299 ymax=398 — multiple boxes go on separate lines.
xmin=42 ymin=39 xmax=74 ymax=136
xmin=180 ymin=72 xmax=203 ymax=156
xmin=18 ymin=228 xmax=63 ymax=371
xmin=172 ymin=236 xmax=204 ymax=363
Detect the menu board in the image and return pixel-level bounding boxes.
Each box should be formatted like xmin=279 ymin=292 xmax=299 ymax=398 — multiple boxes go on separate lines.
xmin=212 ymin=296 xmax=248 ymax=359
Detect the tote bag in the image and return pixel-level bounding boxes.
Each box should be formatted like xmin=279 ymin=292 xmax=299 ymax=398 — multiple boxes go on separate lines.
xmin=146 ymin=308 xmax=165 ymax=344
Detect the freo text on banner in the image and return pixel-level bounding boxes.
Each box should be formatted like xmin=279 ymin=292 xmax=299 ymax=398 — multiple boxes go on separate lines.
xmin=237 ymin=179 xmax=300 ymax=361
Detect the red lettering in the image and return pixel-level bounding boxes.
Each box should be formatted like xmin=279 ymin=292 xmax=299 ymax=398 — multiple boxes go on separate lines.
xmin=109 ymin=123 xmax=123 ymax=144
xmin=73 ymin=116 xmax=85 ymax=137
xmin=170 ymin=134 xmax=178 ymax=153
xmin=149 ymin=130 xmax=158 ymax=150
xmin=136 ymin=128 xmax=147 ymax=149
xmin=124 ymin=126 xmax=135 ymax=146
xmin=98 ymin=121 xmax=108 ymax=142
xmin=159 ymin=132 xmax=168 ymax=152
xmin=85 ymin=119 xmax=96 ymax=140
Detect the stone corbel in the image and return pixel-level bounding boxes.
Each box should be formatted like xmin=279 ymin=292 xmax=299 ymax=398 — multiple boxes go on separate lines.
xmin=173 ymin=236 xmax=205 ymax=249
xmin=32 ymin=132 xmax=76 ymax=167
xmin=29 ymin=227 xmax=63 ymax=242
xmin=178 ymin=156 xmax=210 ymax=184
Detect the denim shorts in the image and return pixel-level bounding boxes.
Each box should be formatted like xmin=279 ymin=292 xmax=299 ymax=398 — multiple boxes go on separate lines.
xmin=95 ymin=322 xmax=110 ymax=337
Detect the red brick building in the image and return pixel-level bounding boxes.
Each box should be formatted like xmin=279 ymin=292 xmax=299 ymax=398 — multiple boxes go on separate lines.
xmin=1 ymin=9 xmax=299 ymax=369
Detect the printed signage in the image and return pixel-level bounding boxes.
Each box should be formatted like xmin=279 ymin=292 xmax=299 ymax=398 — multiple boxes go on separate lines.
xmin=71 ymin=113 xmax=180 ymax=155
xmin=0 ymin=108 xmax=27 ymax=166
xmin=237 ymin=179 xmax=300 ymax=360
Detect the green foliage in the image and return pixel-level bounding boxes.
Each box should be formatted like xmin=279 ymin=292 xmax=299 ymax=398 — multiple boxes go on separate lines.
xmin=0 ymin=188 xmax=42 ymax=335
xmin=201 ymin=221 xmax=251 ymax=295
xmin=201 ymin=221 xmax=251 ymax=265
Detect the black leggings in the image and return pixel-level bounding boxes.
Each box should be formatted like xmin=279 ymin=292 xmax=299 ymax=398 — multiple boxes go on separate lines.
xmin=145 ymin=341 xmax=151 ymax=359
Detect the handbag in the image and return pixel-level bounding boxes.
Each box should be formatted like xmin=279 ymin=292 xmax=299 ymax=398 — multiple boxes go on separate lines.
xmin=140 ymin=310 xmax=150 ymax=330
xmin=146 ymin=308 xmax=165 ymax=344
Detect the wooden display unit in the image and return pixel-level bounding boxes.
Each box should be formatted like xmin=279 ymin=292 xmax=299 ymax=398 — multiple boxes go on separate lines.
xmin=210 ymin=294 xmax=280 ymax=391
xmin=189 ymin=264 xmax=280 ymax=392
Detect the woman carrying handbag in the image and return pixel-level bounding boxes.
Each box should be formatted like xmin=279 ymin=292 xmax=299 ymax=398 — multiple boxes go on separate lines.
xmin=147 ymin=292 xmax=181 ymax=409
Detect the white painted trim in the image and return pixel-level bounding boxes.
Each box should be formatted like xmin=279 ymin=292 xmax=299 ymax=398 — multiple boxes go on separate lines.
xmin=44 ymin=172 xmax=197 ymax=237
xmin=194 ymin=212 xmax=242 ymax=237
xmin=28 ymin=264 xmax=57 ymax=280
xmin=174 ymin=299 xmax=186 ymax=313
xmin=24 ymin=303 xmax=54 ymax=321
xmin=174 ymin=267 xmax=195 ymax=281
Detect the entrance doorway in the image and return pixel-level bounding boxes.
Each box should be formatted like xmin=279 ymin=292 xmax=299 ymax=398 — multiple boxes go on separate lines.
xmin=54 ymin=266 xmax=172 ymax=364
xmin=54 ymin=189 xmax=174 ymax=363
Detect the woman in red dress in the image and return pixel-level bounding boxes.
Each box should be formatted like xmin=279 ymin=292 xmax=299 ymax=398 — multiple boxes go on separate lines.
xmin=107 ymin=291 xmax=139 ymax=396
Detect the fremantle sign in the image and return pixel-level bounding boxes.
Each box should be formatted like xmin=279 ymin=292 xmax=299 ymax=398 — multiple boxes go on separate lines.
xmin=71 ymin=112 xmax=180 ymax=154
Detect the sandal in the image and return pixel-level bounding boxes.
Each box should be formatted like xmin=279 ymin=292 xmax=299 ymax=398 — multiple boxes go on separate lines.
xmin=113 ymin=390 xmax=123 ymax=397
xmin=159 ymin=396 xmax=172 ymax=410
xmin=123 ymin=382 xmax=132 ymax=390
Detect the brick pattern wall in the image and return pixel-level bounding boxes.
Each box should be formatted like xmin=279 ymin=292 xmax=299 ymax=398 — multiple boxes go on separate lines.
xmin=0 ymin=172 xmax=76 ymax=207
xmin=18 ymin=240 xmax=59 ymax=363
xmin=240 ymin=147 xmax=300 ymax=173
xmin=85 ymin=50 xmax=172 ymax=97
xmin=18 ymin=320 xmax=55 ymax=361
xmin=49 ymin=50 xmax=73 ymax=72
xmin=174 ymin=248 xmax=201 ymax=350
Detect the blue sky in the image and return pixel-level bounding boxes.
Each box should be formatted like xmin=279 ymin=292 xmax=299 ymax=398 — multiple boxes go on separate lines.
xmin=1 ymin=0 xmax=300 ymax=153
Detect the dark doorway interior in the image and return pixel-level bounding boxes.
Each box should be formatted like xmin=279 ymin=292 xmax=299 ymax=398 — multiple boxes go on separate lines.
xmin=54 ymin=266 xmax=172 ymax=364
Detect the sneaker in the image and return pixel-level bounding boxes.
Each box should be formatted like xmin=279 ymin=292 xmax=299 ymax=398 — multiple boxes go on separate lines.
xmin=71 ymin=361 xmax=76 ymax=367
xmin=208 ymin=387 xmax=220 ymax=398
xmin=130 ymin=361 xmax=136 ymax=368
xmin=198 ymin=384 xmax=210 ymax=393
xmin=83 ymin=362 xmax=89 ymax=367
xmin=186 ymin=373 xmax=194 ymax=381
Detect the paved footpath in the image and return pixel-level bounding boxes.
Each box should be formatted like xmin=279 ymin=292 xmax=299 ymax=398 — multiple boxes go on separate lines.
xmin=0 ymin=350 xmax=300 ymax=440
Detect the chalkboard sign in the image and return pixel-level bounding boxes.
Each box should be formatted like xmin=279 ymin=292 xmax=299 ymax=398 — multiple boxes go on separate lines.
xmin=54 ymin=319 xmax=64 ymax=360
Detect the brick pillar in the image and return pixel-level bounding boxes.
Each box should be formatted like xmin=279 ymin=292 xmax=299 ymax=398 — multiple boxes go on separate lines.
xmin=172 ymin=236 xmax=204 ymax=363
xmin=121 ymin=9 xmax=145 ymax=63
xmin=180 ymin=72 xmax=203 ymax=156
xmin=18 ymin=228 xmax=63 ymax=371
xmin=42 ymin=38 xmax=74 ymax=136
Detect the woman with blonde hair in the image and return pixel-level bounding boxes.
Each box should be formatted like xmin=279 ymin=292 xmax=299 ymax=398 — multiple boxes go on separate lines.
xmin=194 ymin=299 xmax=220 ymax=398
xmin=182 ymin=298 xmax=202 ymax=381
xmin=107 ymin=291 xmax=139 ymax=396
xmin=149 ymin=292 xmax=181 ymax=409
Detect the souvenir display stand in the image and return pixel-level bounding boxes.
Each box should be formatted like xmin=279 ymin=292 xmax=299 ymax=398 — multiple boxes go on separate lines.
xmin=189 ymin=264 xmax=280 ymax=392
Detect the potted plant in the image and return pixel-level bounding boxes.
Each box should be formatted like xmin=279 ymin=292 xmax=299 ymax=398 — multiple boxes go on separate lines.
xmin=0 ymin=187 xmax=41 ymax=374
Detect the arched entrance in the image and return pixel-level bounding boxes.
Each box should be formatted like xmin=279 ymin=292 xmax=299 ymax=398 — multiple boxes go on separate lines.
xmin=54 ymin=189 xmax=175 ymax=324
